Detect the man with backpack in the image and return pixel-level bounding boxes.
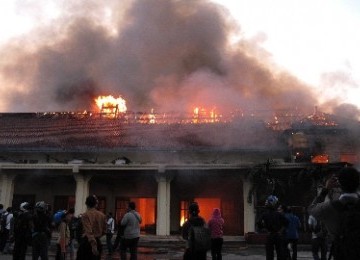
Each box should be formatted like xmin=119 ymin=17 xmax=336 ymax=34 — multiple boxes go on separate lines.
xmin=182 ymin=202 xmax=210 ymax=260
xmin=257 ymin=195 xmax=288 ymax=260
xmin=308 ymin=166 xmax=360 ymax=260
xmin=120 ymin=201 xmax=142 ymax=260
xmin=32 ymin=201 xmax=53 ymax=260
xmin=0 ymin=207 xmax=13 ymax=254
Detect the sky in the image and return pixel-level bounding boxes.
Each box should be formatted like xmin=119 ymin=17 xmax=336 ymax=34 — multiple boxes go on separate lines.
xmin=0 ymin=0 xmax=359 ymax=117
xmin=212 ymin=0 xmax=360 ymax=106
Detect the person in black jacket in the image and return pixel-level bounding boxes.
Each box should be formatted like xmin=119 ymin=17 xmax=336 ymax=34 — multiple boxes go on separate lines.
xmin=258 ymin=195 xmax=288 ymax=260
xmin=32 ymin=201 xmax=52 ymax=260
xmin=181 ymin=202 xmax=207 ymax=260
xmin=13 ymin=202 xmax=33 ymax=260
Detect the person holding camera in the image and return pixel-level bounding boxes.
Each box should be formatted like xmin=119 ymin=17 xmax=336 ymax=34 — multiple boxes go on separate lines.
xmin=308 ymin=167 xmax=360 ymax=260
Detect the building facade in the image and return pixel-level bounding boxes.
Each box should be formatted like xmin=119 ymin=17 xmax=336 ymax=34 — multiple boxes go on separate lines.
xmin=0 ymin=113 xmax=359 ymax=236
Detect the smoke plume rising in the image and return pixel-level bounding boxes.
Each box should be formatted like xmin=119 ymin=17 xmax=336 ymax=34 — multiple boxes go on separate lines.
xmin=0 ymin=0 xmax=317 ymax=114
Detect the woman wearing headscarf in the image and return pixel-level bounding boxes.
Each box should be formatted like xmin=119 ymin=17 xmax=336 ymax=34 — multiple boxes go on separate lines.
xmin=208 ymin=208 xmax=224 ymax=260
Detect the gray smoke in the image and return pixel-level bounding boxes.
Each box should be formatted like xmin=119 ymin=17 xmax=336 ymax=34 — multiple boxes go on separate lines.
xmin=0 ymin=0 xmax=316 ymax=113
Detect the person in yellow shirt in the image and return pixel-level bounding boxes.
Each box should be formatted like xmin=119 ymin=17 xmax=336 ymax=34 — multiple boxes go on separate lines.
xmin=76 ymin=195 xmax=106 ymax=260
xmin=56 ymin=209 xmax=74 ymax=260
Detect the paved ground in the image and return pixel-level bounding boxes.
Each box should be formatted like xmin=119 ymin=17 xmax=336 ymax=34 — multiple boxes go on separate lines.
xmin=0 ymin=247 xmax=315 ymax=260
xmin=0 ymin=235 xmax=316 ymax=259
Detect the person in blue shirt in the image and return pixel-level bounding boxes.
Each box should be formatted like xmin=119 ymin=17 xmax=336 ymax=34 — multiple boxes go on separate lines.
xmin=278 ymin=205 xmax=301 ymax=260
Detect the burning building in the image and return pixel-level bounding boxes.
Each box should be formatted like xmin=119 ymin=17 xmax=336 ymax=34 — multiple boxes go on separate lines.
xmin=0 ymin=101 xmax=358 ymax=237
xmin=1 ymin=0 xmax=360 ymax=238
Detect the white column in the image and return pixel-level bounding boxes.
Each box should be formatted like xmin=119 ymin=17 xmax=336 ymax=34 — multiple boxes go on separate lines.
xmin=155 ymin=167 xmax=172 ymax=236
xmin=243 ymin=177 xmax=255 ymax=233
xmin=73 ymin=168 xmax=92 ymax=216
xmin=0 ymin=172 xmax=16 ymax=207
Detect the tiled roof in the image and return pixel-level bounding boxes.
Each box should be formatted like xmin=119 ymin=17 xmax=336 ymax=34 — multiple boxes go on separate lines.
xmin=0 ymin=114 xmax=280 ymax=151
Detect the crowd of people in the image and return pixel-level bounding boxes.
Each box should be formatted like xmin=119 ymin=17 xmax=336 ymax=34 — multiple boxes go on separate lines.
xmin=1 ymin=166 xmax=359 ymax=260
xmin=257 ymin=166 xmax=360 ymax=260
xmin=0 ymin=196 xmax=142 ymax=260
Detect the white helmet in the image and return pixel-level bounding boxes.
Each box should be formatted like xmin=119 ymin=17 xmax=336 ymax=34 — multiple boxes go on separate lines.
xmin=20 ymin=202 xmax=30 ymax=211
xmin=35 ymin=201 xmax=48 ymax=212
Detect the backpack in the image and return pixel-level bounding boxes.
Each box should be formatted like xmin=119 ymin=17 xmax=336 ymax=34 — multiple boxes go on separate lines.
xmin=189 ymin=225 xmax=211 ymax=252
xmin=72 ymin=217 xmax=83 ymax=243
xmin=331 ymin=199 xmax=360 ymax=260
xmin=0 ymin=212 xmax=8 ymax=232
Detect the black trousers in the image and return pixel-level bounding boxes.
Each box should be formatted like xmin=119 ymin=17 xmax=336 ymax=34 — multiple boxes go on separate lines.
xmin=0 ymin=229 xmax=10 ymax=252
xmin=120 ymin=237 xmax=140 ymax=260
xmin=183 ymin=248 xmax=207 ymax=260
xmin=285 ymin=238 xmax=298 ymax=260
xmin=211 ymin=237 xmax=223 ymax=260
xmin=13 ymin=239 xmax=28 ymax=260
xmin=76 ymin=237 xmax=102 ymax=260
xmin=265 ymin=232 xmax=286 ymax=260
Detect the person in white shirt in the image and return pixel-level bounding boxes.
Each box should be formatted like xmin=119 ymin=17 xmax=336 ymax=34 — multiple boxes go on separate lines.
xmin=106 ymin=212 xmax=115 ymax=255
xmin=120 ymin=202 xmax=142 ymax=260
xmin=308 ymin=215 xmax=327 ymax=260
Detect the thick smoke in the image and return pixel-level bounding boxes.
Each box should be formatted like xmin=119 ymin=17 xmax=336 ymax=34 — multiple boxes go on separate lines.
xmin=0 ymin=0 xmax=317 ymax=113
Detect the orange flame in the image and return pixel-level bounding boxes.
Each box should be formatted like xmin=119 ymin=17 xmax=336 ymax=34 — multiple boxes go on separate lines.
xmin=193 ymin=106 xmax=219 ymax=123
xmin=95 ymin=95 xmax=127 ymax=117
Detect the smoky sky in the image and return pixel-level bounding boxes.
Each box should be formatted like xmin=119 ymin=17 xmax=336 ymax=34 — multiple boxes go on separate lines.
xmin=0 ymin=0 xmax=318 ymax=113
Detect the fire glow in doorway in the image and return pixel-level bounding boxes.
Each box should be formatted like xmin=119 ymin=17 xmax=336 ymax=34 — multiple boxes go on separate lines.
xmin=115 ymin=197 xmax=156 ymax=233
xmin=180 ymin=198 xmax=221 ymax=226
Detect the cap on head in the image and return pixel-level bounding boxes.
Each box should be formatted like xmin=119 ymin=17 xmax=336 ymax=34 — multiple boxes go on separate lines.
xmin=265 ymin=195 xmax=279 ymax=208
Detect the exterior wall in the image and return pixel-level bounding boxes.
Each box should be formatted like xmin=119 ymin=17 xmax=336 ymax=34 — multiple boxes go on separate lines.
xmin=2 ymin=168 xmax=250 ymax=236
xmin=13 ymin=174 xmax=75 ymax=210
xmin=89 ymin=172 xmax=158 ymax=213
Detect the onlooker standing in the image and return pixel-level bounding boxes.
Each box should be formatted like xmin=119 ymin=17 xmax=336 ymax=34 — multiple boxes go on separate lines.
xmin=106 ymin=212 xmax=115 ymax=255
xmin=56 ymin=210 xmax=74 ymax=260
xmin=120 ymin=201 xmax=142 ymax=260
xmin=76 ymin=195 xmax=106 ymax=260
xmin=13 ymin=202 xmax=33 ymax=260
xmin=182 ymin=202 xmax=208 ymax=260
xmin=66 ymin=208 xmax=76 ymax=260
xmin=0 ymin=207 xmax=13 ymax=254
xmin=308 ymin=167 xmax=360 ymax=260
xmin=32 ymin=201 xmax=52 ymax=260
xmin=208 ymin=208 xmax=224 ymax=260
xmin=308 ymin=215 xmax=327 ymax=260
xmin=279 ymin=205 xmax=301 ymax=260
xmin=257 ymin=195 xmax=288 ymax=260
